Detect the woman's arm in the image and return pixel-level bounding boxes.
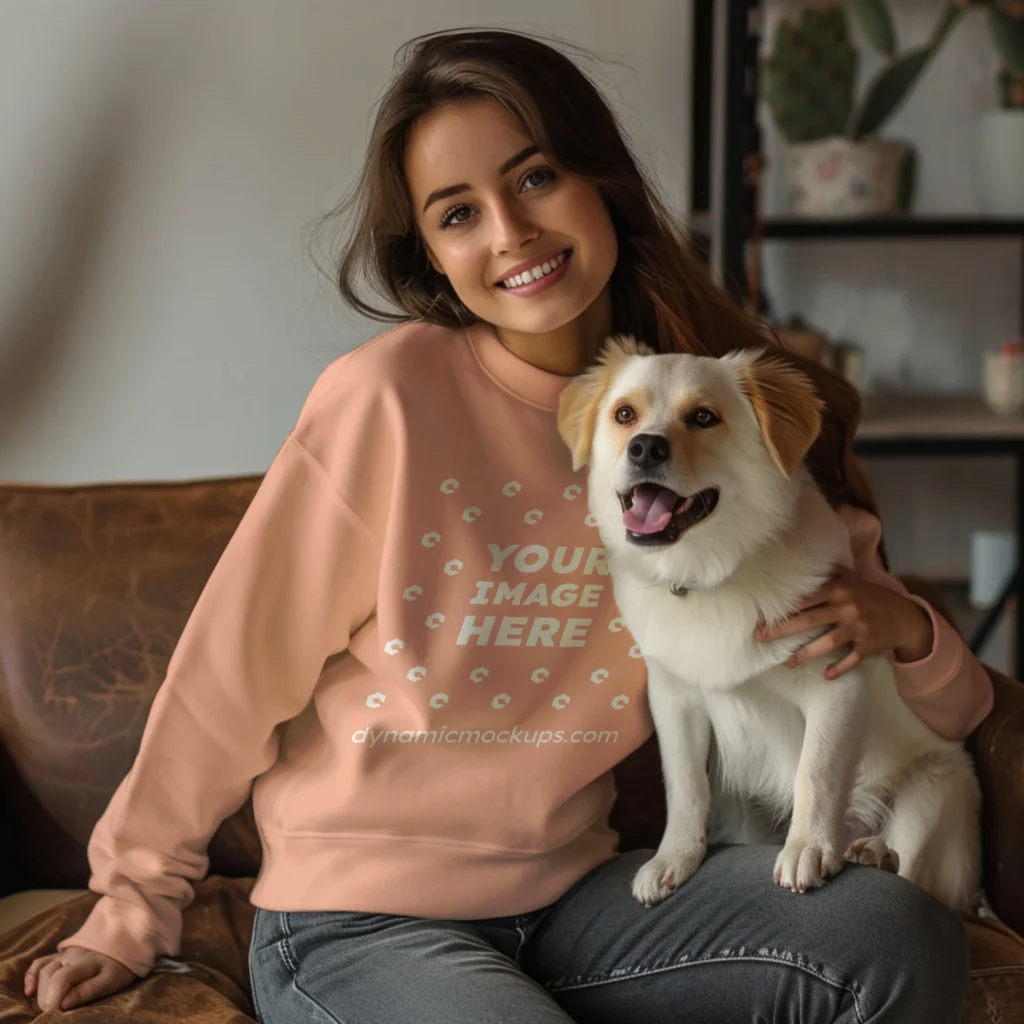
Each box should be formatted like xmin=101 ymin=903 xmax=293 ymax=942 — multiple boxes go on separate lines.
xmin=838 ymin=504 xmax=994 ymax=741
xmin=54 ymin=437 xmax=379 ymax=977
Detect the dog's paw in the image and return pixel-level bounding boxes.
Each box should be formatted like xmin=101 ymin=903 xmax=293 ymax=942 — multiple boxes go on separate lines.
xmin=844 ymin=836 xmax=900 ymax=874
xmin=631 ymin=843 xmax=706 ymax=907
xmin=774 ymin=838 xmax=844 ymax=894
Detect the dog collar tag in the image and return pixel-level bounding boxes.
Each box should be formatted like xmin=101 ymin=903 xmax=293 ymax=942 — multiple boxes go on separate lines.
xmin=670 ymin=581 xmax=689 ymax=598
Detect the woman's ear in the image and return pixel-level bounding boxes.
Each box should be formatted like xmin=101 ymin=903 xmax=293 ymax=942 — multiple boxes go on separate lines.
xmin=424 ymin=244 xmax=445 ymax=276
xmin=738 ymin=356 xmax=823 ymax=478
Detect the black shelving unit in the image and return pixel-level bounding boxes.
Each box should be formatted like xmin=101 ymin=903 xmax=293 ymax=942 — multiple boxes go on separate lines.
xmin=764 ymin=216 xmax=1024 ymax=241
xmin=695 ymin=0 xmax=1024 ymax=676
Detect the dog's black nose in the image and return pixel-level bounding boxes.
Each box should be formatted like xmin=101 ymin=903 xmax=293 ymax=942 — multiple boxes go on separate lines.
xmin=628 ymin=433 xmax=671 ymax=470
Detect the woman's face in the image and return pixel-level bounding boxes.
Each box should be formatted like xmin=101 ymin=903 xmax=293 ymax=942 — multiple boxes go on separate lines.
xmin=405 ymin=99 xmax=618 ymax=337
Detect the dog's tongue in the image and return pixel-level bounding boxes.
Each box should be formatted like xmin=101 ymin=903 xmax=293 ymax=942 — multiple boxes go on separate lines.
xmin=623 ymin=484 xmax=684 ymax=534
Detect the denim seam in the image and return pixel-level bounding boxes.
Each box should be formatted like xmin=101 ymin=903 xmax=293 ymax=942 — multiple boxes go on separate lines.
xmin=248 ymin=910 xmax=265 ymax=1024
xmin=514 ymin=925 xmax=530 ymax=966
xmin=247 ymin=909 xmax=264 ymax=1019
xmin=546 ymin=951 xmax=864 ymax=1024
xmin=278 ymin=912 xmax=351 ymax=1024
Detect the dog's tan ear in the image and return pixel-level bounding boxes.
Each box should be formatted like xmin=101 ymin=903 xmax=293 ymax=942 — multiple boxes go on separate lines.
xmin=558 ymin=365 xmax=611 ymax=471
xmin=557 ymin=335 xmax=651 ymax=470
xmin=738 ymin=357 xmax=823 ymax=478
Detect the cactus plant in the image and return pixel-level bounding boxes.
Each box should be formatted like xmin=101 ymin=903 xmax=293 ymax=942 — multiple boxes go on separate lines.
xmin=763 ymin=5 xmax=858 ymax=142
xmin=765 ymin=0 xmax=1024 ymax=144
xmin=765 ymin=1 xmax=964 ymax=144
xmin=985 ymin=1 xmax=1024 ymax=108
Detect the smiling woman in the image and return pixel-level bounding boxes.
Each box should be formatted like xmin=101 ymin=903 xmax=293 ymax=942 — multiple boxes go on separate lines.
xmin=26 ymin=26 xmax=991 ymax=1024
xmin=322 ymin=28 xmax=878 ymax=518
xmin=404 ymin=99 xmax=618 ymax=358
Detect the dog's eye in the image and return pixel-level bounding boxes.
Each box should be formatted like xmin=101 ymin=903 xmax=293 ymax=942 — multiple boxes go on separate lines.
xmin=688 ymin=407 xmax=720 ymax=429
xmin=614 ymin=405 xmax=637 ymax=425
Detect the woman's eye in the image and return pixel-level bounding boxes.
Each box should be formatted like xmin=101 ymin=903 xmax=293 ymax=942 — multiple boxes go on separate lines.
xmin=689 ymin=407 xmax=720 ymax=428
xmin=439 ymin=204 xmax=473 ymax=229
xmin=614 ymin=405 xmax=636 ymax=425
xmin=522 ymin=166 xmax=555 ymax=191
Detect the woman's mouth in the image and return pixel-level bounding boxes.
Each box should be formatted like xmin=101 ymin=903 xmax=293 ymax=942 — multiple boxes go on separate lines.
xmin=496 ymin=249 xmax=572 ymax=297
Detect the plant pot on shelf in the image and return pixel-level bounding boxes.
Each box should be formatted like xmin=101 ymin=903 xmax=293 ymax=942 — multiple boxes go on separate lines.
xmin=974 ymin=110 xmax=1024 ymax=216
xmin=784 ymin=137 xmax=914 ymax=218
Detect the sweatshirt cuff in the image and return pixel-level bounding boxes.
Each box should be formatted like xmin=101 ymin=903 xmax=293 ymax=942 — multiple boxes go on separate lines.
xmin=888 ymin=595 xmax=963 ymax=697
xmin=57 ymin=903 xmax=158 ymax=978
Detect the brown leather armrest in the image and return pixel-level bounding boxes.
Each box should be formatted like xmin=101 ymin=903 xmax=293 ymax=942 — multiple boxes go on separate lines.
xmin=966 ymin=669 xmax=1024 ymax=936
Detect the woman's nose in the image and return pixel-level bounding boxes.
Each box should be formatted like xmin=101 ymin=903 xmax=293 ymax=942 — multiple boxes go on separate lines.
xmin=490 ymin=201 xmax=539 ymax=255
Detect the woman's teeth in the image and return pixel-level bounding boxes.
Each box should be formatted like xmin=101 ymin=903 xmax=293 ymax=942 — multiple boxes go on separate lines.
xmin=500 ymin=251 xmax=567 ymax=289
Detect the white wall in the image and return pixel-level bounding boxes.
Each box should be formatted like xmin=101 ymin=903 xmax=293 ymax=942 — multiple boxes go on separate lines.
xmin=0 ymin=0 xmax=691 ymax=484
xmin=760 ymin=0 xmax=1019 ymax=579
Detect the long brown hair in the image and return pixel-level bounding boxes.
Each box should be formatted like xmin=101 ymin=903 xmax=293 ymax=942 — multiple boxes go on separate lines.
xmin=313 ymin=28 xmax=879 ymax=521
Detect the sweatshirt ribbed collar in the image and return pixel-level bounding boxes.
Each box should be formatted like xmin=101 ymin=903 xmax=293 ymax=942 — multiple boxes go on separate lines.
xmin=465 ymin=323 xmax=575 ymax=412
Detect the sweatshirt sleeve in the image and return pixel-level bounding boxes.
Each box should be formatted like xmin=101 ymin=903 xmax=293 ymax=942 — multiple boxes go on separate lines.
xmin=838 ymin=504 xmax=993 ymax=741
xmin=57 ymin=436 xmax=379 ymax=976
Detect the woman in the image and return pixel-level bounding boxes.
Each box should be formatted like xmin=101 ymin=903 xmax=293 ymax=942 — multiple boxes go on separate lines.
xmin=26 ymin=28 xmax=991 ymax=1023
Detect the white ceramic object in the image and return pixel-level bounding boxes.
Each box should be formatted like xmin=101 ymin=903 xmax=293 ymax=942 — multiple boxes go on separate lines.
xmin=969 ymin=530 xmax=1017 ymax=609
xmin=983 ymin=347 xmax=1024 ymax=415
xmin=784 ymin=137 xmax=910 ymax=217
xmin=974 ymin=110 xmax=1024 ymax=217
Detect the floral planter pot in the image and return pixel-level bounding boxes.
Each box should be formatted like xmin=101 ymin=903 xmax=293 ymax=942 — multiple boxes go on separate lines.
xmin=784 ymin=137 xmax=912 ymax=218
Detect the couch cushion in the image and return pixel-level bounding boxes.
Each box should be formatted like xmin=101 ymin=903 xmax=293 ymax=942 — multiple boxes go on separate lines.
xmin=0 ymin=891 xmax=84 ymax=939
xmin=964 ymin=915 xmax=1024 ymax=1021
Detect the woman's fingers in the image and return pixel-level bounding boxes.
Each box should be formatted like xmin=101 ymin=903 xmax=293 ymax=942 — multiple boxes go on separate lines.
xmin=23 ymin=954 xmax=56 ymax=996
xmin=795 ymin=586 xmax=831 ymax=611
xmin=757 ymin=604 xmax=839 ymax=641
xmin=34 ymin=962 xmax=76 ymax=1011
xmin=785 ymin=625 xmax=856 ymax=668
xmin=35 ymin=960 xmax=91 ymax=1012
xmin=60 ymin=966 xmax=118 ymax=1012
xmin=826 ymin=646 xmax=864 ymax=680
xmin=26 ymin=946 xmax=135 ymax=1011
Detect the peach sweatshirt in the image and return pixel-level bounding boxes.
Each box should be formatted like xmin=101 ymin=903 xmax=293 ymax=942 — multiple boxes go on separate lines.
xmin=60 ymin=321 xmax=994 ymax=976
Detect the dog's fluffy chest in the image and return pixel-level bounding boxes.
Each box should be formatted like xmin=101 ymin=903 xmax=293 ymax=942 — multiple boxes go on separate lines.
xmin=613 ymin=574 xmax=796 ymax=690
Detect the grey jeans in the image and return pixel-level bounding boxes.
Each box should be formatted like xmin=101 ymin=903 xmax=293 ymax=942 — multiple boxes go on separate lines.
xmin=248 ymin=845 xmax=969 ymax=1023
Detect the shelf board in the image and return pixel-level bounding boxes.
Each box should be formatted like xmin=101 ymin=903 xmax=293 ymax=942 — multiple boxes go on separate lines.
xmin=761 ymin=216 xmax=1024 ymax=240
xmin=857 ymin=394 xmax=1024 ymax=441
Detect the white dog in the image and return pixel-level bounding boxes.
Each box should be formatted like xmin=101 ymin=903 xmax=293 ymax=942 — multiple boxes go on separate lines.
xmin=558 ymin=336 xmax=981 ymax=912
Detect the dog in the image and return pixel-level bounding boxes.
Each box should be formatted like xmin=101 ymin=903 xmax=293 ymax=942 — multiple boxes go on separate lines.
xmin=557 ymin=335 xmax=982 ymax=912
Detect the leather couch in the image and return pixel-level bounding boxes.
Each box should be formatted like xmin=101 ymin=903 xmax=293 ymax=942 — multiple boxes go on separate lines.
xmin=0 ymin=476 xmax=1022 ymax=1022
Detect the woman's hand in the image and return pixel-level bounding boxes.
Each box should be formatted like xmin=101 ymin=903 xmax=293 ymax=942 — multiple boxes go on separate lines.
xmin=753 ymin=566 xmax=934 ymax=679
xmin=24 ymin=945 xmax=135 ymax=1012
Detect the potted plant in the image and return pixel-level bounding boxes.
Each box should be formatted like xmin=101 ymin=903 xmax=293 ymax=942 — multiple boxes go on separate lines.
xmin=970 ymin=1 xmax=1024 ymax=215
xmin=764 ymin=0 xmax=964 ymax=217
